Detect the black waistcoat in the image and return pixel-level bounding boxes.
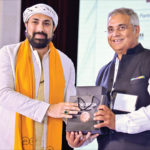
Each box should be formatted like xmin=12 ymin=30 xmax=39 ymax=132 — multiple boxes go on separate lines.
xmin=96 ymin=44 xmax=150 ymax=150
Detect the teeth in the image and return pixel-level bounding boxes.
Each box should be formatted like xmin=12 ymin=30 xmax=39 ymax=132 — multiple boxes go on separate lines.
xmin=113 ymin=39 xmax=122 ymax=42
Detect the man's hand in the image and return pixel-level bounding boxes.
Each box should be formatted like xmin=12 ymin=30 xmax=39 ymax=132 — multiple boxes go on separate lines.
xmin=94 ymin=105 xmax=115 ymax=130
xmin=46 ymin=102 xmax=80 ymax=119
xmin=66 ymin=131 xmax=99 ymax=148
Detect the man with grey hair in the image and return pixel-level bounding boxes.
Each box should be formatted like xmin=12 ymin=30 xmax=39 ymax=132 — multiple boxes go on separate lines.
xmin=66 ymin=7 xmax=150 ymax=150
xmin=0 ymin=3 xmax=80 ymax=150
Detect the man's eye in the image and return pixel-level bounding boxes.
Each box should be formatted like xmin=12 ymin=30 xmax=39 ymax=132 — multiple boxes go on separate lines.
xmin=45 ymin=23 xmax=50 ymax=26
xmin=108 ymin=28 xmax=114 ymax=33
xmin=44 ymin=22 xmax=50 ymax=26
xmin=119 ymin=25 xmax=126 ymax=31
xmin=32 ymin=21 xmax=38 ymax=24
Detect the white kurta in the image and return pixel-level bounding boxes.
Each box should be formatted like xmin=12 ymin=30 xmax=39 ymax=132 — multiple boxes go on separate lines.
xmin=0 ymin=42 xmax=76 ymax=149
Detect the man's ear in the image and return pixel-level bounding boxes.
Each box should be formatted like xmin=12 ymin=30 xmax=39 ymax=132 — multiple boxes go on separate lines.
xmin=25 ymin=22 xmax=28 ymax=29
xmin=53 ymin=26 xmax=56 ymax=32
xmin=135 ymin=25 xmax=140 ymax=38
xmin=136 ymin=25 xmax=140 ymax=33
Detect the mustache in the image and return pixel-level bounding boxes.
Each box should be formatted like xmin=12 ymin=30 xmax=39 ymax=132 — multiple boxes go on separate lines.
xmin=33 ymin=32 xmax=47 ymax=38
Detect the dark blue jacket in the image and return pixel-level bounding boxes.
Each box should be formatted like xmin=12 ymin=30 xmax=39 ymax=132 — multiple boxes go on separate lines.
xmin=96 ymin=43 xmax=150 ymax=150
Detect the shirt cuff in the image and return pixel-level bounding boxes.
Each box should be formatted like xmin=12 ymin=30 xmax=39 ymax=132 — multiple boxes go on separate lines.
xmin=34 ymin=102 xmax=50 ymax=122
xmin=115 ymin=114 xmax=128 ymax=133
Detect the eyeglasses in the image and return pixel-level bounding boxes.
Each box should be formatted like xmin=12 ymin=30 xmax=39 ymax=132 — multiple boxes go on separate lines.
xmin=107 ymin=24 xmax=135 ymax=34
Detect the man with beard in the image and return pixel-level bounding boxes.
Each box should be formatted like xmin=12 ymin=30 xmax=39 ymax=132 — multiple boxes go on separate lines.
xmin=0 ymin=3 xmax=80 ymax=150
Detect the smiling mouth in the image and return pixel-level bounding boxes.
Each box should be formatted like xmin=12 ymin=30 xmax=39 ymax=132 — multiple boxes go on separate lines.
xmin=113 ymin=39 xmax=124 ymax=44
xmin=112 ymin=39 xmax=124 ymax=43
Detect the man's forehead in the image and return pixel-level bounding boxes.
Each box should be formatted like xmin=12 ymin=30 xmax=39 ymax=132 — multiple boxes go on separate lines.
xmin=29 ymin=13 xmax=53 ymax=21
xmin=108 ymin=14 xmax=130 ymax=27
xmin=108 ymin=24 xmax=127 ymax=28
xmin=108 ymin=14 xmax=130 ymax=22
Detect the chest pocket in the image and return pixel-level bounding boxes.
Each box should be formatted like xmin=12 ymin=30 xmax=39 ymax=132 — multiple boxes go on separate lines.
xmin=130 ymin=76 xmax=150 ymax=109
xmin=130 ymin=77 xmax=148 ymax=94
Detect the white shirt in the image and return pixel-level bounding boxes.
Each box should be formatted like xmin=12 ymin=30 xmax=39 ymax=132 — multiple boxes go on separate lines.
xmin=0 ymin=42 xmax=76 ymax=149
xmin=114 ymin=57 xmax=150 ymax=134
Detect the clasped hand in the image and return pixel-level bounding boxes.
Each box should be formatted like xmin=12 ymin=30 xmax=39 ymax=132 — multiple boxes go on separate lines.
xmin=94 ymin=105 xmax=115 ymax=130
xmin=46 ymin=102 xmax=80 ymax=119
xmin=66 ymin=131 xmax=99 ymax=148
xmin=66 ymin=105 xmax=115 ymax=148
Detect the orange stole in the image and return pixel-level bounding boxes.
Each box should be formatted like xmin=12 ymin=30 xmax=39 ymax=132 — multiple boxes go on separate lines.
xmin=14 ymin=39 xmax=65 ymax=150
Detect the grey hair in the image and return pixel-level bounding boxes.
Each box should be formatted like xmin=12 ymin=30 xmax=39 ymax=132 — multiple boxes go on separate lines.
xmin=108 ymin=8 xmax=139 ymax=26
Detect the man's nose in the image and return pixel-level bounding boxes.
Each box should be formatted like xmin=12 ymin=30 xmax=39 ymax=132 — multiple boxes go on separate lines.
xmin=37 ymin=23 xmax=44 ymax=32
xmin=112 ymin=28 xmax=120 ymax=36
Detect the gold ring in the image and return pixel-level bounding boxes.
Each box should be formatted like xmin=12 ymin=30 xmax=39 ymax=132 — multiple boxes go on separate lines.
xmin=64 ymin=110 xmax=68 ymax=114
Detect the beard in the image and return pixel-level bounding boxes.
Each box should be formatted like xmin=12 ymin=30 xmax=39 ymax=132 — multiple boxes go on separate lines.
xmin=26 ymin=31 xmax=53 ymax=49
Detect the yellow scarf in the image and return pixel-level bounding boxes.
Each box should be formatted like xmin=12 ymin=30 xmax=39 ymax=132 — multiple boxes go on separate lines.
xmin=14 ymin=39 xmax=65 ymax=150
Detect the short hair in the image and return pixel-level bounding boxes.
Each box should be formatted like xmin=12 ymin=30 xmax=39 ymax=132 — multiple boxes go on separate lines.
xmin=108 ymin=8 xmax=139 ymax=26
